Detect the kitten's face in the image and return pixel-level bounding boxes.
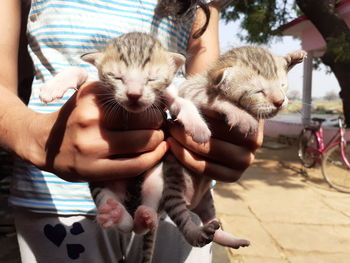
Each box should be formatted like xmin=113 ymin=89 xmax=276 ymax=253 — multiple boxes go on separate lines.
xmin=82 ymin=33 xmax=185 ymax=113
xmin=98 ymin=56 xmax=175 ymax=113
xmin=211 ymin=48 xmax=306 ymax=119
xmin=219 ymin=61 xmax=289 ymax=119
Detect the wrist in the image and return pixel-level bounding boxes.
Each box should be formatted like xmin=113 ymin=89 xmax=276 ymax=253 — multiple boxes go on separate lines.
xmin=13 ymin=109 xmax=53 ymax=168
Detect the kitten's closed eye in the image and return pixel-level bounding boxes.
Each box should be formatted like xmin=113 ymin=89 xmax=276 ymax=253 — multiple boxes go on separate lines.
xmin=256 ymin=89 xmax=265 ymax=95
xmin=106 ymin=72 xmax=123 ymax=81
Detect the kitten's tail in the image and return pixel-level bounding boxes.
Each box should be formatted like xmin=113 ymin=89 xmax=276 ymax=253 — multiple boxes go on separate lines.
xmin=142 ymin=228 xmax=157 ymax=263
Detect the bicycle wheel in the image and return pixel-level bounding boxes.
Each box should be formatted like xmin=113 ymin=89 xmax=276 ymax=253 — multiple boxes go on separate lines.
xmin=298 ymin=128 xmax=318 ymax=168
xmin=322 ymin=141 xmax=350 ymax=193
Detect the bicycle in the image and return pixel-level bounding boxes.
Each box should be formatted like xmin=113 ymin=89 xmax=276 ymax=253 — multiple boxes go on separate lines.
xmin=298 ymin=117 xmax=350 ymax=193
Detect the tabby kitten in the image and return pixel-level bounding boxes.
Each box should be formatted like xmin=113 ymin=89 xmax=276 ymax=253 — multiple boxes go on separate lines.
xmin=161 ymin=46 xmax=307 ymax=248
xmin=39 ymin=32 xmax=212 ymax=262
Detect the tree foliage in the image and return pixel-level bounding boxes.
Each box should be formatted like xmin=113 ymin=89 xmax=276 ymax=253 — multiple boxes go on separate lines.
xmin=221 ymin=0 xmax=298 ymax=44
xmin=323 ymin=91 xmax=339 ymax=101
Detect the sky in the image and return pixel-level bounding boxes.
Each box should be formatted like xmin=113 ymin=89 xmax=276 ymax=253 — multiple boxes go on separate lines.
xmin=218 ymin=20 xmax=341 ymax=98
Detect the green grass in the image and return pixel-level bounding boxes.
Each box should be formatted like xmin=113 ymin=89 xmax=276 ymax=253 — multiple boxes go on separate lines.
xmin=283 ymin=100 xmax=343 ymax=114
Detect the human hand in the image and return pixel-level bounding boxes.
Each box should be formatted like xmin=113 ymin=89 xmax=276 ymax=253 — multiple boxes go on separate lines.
xmin=167 ymin=109 xmax=263 ymax=205
xmin=17 ymin=82 xmax=167 ymax=182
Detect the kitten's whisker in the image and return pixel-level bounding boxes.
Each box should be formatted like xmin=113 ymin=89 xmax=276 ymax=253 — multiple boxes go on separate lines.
xmin=158 ymin=100 xmax=167 ymax=109
xmin=145 ymin=107 xmax=153 ymax=122
xmin=150 ymin=107 xmax=157 ymax=121
xmin=104 ymin=102 xmax=118 ymax=122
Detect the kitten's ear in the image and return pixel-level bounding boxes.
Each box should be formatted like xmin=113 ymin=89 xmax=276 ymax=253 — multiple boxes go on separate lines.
xmin=168 ymin=52 xmax=186 ymax=73
xmin=210 ymin=68 xmax=228 ymax=87
xmin=81 ymin=52 xmax=102 ymax=66
xmin=284 ymin=50 xmax=307 ymax=70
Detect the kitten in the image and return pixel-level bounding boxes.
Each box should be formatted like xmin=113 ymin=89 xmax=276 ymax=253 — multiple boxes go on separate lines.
xmin=40 ymin=32 xmax=212 ymax=262
xmin=40 ymin=32 xmax=211 ymax=233
xmin=161 ymin=46 xmax=307 ymax=249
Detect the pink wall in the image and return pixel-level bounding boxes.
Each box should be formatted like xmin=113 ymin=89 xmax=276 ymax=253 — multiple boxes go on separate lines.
xmin=283 ymin=0 xmax=350 ymax=53
xmin=264 ymin=120 xmax=350 ymax=143
xmin=301 ymin=27 xmax=326 ymax=52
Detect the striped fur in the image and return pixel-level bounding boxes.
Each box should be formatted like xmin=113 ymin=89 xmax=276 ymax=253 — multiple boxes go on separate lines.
xmin=87 ymin=32 xmax=210 ymax=263
xmin=164 ymin=46 xmax=307 ymax=251
xmin=161 ymin=153 xmax=220 ymax=248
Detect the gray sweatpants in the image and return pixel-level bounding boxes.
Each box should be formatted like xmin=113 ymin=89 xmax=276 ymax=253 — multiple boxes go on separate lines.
xmin=14 ymin=210 xmax=212 ymax=263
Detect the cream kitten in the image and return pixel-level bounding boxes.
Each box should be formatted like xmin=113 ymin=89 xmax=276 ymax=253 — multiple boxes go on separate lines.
xmin=160 ymin=46 xmax=307 ymax=250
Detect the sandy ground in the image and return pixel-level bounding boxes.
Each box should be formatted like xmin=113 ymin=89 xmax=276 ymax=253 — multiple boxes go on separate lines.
xmin=212 ymin=136 xmax=350 ymax=263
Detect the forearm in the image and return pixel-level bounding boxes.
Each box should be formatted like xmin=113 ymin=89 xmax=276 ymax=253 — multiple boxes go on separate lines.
xmin=0 ymin=0 xmax=21 ymax=94
xmin=186 ymin=2 xmax=220 ymax=76
xmin=0 ymin=87 xmax=43 ymax=158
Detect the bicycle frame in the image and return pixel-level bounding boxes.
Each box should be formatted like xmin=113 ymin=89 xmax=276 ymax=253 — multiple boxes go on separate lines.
xmin=308 ymin=118 xmax=350 ymax=167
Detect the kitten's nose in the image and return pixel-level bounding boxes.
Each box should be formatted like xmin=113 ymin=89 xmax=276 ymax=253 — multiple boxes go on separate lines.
xmin=127 ymin=92 xmax=142 ymax=102
xmin=273 ymin=99 xmax=284 ymax=108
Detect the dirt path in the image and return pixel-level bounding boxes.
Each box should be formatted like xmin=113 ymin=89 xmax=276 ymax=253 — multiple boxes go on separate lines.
xmin=213 ymin=137 xmax=350 ymax=263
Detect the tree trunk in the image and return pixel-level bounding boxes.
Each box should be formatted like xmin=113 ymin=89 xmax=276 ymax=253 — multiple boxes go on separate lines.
xmin=296 ymin=0 xmax=350 ymax=126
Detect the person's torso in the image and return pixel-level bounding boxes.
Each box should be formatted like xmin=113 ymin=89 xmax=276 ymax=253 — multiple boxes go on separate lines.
xmin=10 ymin=0 xmax=194 ymax=215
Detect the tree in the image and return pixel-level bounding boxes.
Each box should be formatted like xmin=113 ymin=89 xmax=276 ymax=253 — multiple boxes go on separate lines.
xmin=221 ymin=0 xmax=350 ymax=126
xmin=323 ymin=91 xmax=339 ymax=101
xmin=287 ymin=89 xmax=301 ymax=100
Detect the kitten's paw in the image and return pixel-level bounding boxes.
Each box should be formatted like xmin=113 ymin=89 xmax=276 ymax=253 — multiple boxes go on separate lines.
xmin=225 ymin=114 xmax=239 ymax=129
xmin=39 ymin=69 xmax=82 ymax=103
xmin=187 ymin=220 xmax=220 ymax=247
xmin=225 ymin=112 xmax=258 ymax=135
xmin=133 ymin=205 xmax=158 ymax=235
xmin=213 ymin=228 xmax=250 ymax=249
xmin=237 ymin=119 xmax=259 ymax=135
xmin=178 ymin=115 xmax=211 ymax=144
xmin=39 ymin=82 xmax=73 ymax=103
xmin=175 ymin=108 xmax=211 ymax=144
xmin=185 ymin=122 xmax=211 ymax=144
xmin=39 ymin=86 xmax=61 ymax=104
xmin=96 ymin=199 xmax=133 ymax=233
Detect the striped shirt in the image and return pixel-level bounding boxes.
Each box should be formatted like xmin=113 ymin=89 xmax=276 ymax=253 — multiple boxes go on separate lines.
xmin=10 ymin=0 xmax=197 ymax=215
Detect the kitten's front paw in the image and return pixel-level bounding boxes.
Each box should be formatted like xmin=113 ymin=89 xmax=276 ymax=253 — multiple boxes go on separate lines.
xmin=237 ymin=118 xmax=259 ymax=135
xmin=39 ymin=81 xmax=74 ymax=103
xmin=226 ymin=112 xmax=258 ymax=135
xmin=39 ymin=86 xmax=59 ymax=104
xmin=39 ymin=68 xmax=83 ymax=103
xmin=186 ymin=122 xmax=212 ymax=144
xmin=176 ymin=112 xmax=211 ymax=144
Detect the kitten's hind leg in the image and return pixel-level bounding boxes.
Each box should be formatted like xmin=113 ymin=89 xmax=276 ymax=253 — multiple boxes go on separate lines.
xmin=91 ymin=181 xmax=133 ymax=233
xmin=213 ymin=228 xmax=250 ymax=249
xmin=194 ymin=189 xmax=250 ymax=249
xmin=162 ymin=153 xmax=220 ymax=247
xmin=133 ymin=164 xmax=163 ymax=235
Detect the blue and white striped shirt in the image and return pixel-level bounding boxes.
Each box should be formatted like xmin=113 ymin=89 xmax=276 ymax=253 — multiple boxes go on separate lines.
xmin=10 ymin=0 xmax=196 ymax=215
